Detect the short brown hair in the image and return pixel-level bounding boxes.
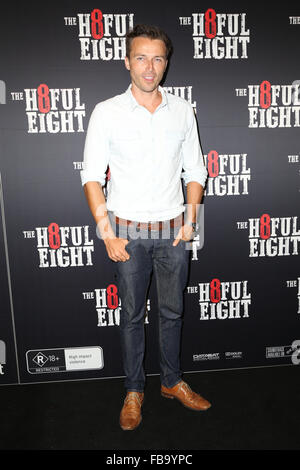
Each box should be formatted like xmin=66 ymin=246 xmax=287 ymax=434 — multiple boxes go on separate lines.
xmin=126 ymin=24 xmax=173 ymax=59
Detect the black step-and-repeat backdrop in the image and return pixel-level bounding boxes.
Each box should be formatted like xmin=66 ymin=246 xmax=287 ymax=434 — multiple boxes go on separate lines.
xmin=0 ymin=1 xmax=299 ymax=385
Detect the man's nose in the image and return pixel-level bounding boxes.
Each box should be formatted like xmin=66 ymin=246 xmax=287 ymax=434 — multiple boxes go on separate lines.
xmin=145 ymin=59 xmax=154 ymax=71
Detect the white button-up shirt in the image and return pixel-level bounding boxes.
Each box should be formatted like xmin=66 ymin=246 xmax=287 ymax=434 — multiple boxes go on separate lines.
xmin=81 ymin=85 xmax=207 ymax=222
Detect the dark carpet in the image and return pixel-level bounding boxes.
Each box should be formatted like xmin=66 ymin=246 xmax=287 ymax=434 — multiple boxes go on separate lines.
xmin=0 ymin=365 xmax=299 ymax=451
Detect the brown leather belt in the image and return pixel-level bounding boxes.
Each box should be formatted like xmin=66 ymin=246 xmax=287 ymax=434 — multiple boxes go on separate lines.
xmin=115 ymin=214 xmax=184 ymax=231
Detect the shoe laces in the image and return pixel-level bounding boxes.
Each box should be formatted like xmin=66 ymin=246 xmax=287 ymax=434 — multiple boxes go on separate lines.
xmin=179 ymin=381 xmax=192 ymax=393
xmin=178 ymin=381 xmax=198 ymax=401
xmin=124 ymin=392 xmax=143 ymax=407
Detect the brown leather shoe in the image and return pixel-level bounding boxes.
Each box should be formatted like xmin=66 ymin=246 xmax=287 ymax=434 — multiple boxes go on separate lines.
xmin=119 ymin=391 xmax=144 ymax=431
xmin=161 ymin=381 xmax=211 ymax=411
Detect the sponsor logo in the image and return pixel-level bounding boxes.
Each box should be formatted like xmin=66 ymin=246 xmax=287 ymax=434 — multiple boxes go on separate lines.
xmin=193 ymin=352 xmax=220 ymax=361
xmin=266 ymin=340 xmax=300 ymax=365
xmin=225 ymin=351 xmax=243 ymax=360
xmin=193 ymin=351 xmax=243 ymax=361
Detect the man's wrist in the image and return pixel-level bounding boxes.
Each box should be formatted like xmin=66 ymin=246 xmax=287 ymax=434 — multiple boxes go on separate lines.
xmin=186 ymin=220 xmax=197 ymax=232
xmin=103 ymin=235 xmax=117 ymax=245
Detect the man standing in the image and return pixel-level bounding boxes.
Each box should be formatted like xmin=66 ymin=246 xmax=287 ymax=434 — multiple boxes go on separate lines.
xmin=81 ymin=24 xmax=211 ymax=431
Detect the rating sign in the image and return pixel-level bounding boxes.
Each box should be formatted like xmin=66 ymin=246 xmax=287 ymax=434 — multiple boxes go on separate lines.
xmin=27 ymin=349 xmax=66 ymax=373
xmin=26 ymin=346 xmax=104 ymax=374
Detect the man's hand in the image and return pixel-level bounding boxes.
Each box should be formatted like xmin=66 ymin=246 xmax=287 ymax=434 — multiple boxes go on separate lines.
xmin=104 ymin=237 xmax=130 ymax=262
xmin=172 ymin=224 xmax=195 ymax=246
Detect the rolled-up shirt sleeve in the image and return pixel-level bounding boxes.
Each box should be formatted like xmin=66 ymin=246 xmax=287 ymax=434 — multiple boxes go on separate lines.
xmin=181 ymin=106 xmax=207 ymax=189
xmin=80 ymin=103 xmax=109 ymax=187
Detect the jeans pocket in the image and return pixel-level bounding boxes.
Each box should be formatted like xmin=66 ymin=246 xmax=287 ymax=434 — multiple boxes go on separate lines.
xmin=125 ymin=237 xmax=135 ymax=252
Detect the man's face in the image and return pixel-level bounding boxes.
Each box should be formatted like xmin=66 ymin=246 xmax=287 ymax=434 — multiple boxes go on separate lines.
xmin=125 ymin=37 xmax=168 ymax=94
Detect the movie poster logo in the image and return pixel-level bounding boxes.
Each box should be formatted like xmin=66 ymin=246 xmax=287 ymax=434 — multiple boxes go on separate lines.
xmin=23 ymin=224 xmax=94 ymax=267
xmin=236 ymin=81 xmax=300 ymax=128
xmin=187 ymin=279 xmax=251 ymax=320
xmin=19 ymin=84 xmax=85 ymax=133
xmin=64 ymin=9 xmax=134 ymax=60
xmin=286 ymin=277 xmax=300 ymax=314
xmin=204 ymin=151 xmax=251 ymax=196
xmin=82 ymin=285 xmax=150 ymax=327
xmin=164 ymin=86 xmax=197 ymax=113
xmin=179 ymin=9 xmax=250 ymax=59
xmin=247 ymin=215 xmax=300 ymax=257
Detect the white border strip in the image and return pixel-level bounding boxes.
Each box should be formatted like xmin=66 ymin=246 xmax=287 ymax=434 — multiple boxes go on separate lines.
xmin=0 ymin=171 xmax=20 ymax=383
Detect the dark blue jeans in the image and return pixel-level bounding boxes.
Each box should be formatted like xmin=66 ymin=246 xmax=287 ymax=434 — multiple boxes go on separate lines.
xmin=115 ymin=225 xmax=190 ymax=392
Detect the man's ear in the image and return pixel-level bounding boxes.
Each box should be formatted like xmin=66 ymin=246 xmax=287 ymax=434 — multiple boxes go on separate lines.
xmin=125 ymin=56 xmax=130 ymax=71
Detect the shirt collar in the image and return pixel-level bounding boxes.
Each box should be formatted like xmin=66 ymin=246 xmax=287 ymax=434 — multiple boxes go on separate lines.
xmin=125 ymin=84 xmax=169 ymax=112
